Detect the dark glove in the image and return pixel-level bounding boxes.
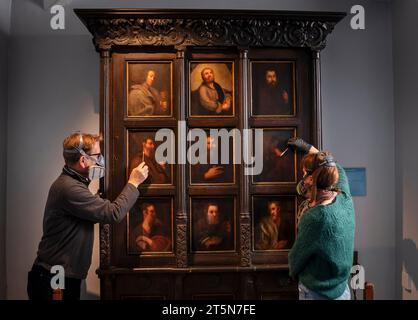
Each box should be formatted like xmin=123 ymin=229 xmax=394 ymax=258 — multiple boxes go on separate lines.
xmin=287 ymin=137 xmax=312 ymax=153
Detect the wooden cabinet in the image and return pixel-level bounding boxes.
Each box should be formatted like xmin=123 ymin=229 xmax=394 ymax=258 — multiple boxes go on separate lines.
xmin=76 ymin=9 xmax=344 ymax=300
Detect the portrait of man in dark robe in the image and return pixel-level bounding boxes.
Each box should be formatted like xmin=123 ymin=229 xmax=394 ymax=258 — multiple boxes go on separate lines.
xmin=128 ymin=132 xmax=172 ymax=185
xmin=128 ymin=200 xmax=172 ymax=254
xmin=190 ymin=135 xmax=234 ymax=184
xmin=253 ymin=129 xmax=296 ymax=184
xmin=251 ymin=62 xmax=295 ymax=116
xmin=191 ymin=198 xmax=235 ymax=252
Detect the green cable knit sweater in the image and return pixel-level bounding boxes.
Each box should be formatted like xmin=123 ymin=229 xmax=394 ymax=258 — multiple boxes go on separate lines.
xmin=289 ymin=163 xmax=355 ymax=299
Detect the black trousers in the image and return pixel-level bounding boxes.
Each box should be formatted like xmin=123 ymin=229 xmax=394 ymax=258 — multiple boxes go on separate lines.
xmin=27 ymin=265 xmax=82 ymax=300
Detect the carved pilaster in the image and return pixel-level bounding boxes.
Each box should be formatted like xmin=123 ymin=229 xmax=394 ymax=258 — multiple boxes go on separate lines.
xmin=100 ymin=49 xmax=111 ymax=198
xmin=312 ymin=50 xmax=322 ymax=149
xmin=240 ymin=221 xmax=251 ymax=267
xmin=239 ymin=48 xmax=252 ymax=268
xmin=175 ymin=47 xmax=188 ymax=268
xmin=99 ymin=49 xmax=112 ymax=271
xmin=176 ymin=218 xmax=188 ymax=268
xmin=100 ymin=224 xmax=111 ymax=268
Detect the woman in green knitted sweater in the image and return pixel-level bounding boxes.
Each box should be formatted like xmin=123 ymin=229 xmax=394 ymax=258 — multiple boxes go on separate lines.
xmin=287 ymin=138 xmax=355 ymax=300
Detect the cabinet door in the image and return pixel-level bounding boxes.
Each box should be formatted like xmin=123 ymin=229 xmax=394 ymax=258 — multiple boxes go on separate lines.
xmin=107 ymin=48 xmax=313 ymax=268
xmin=186 ymin=48 xmax=242 ymax=266
xmin=248 ymin=48 xmax=313 ymax=265
xmin=110 ymin=50 xmax=179 ymax=267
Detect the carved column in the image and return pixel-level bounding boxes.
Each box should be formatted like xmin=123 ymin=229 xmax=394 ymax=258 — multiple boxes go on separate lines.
xmin=312 ymin=50 xmax=323 ymax=150
xmin=99 ymin=49 xmax=112 ymax=269
xmin=239 ymin=49 xmax=251 ymax=267
xmin=175 ymin=48 xmax=188 ymax=268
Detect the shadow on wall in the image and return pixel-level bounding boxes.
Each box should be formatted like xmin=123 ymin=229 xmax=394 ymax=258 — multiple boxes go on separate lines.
xmin=402 ymin=238 xmax=418 ymax=291
xmin=29 ymin=0 xmax=43 ymax=8
xmin=0 ymin=26 xmax=10 ymax=300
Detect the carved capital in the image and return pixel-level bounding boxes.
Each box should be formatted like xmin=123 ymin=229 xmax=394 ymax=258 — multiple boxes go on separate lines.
xmin=100 ymin=49 xmax=111 ymax=59
xmin=240 ymin=49 xmax=249 ymax=59
xmin=312 ymin=49 xmax=321 ymax=60
xmin=176 ymin=211 xmax=187 ymax=224
xmin=176 ymin=49 xmax=185 ymax=59
xmin=240 ymin=212 xmax=251 ymax=222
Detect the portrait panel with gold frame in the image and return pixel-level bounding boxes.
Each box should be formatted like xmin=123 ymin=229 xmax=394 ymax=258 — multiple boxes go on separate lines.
xmin=190 ymin=197 xmax=236 ymax=253
xmin=127 ymin=197 xmax=174 ymax=254
xmin=127 ymin=130 xmax=174 ymax=186
xmin=252 ymin=195 xmax=296 ymax=251
xmin=252 ymin=128 xmax=297 ymax=184
xmin=126 ymin=61 xmax=173 ymax=117
xmin=189 ymin=61 xmax=234 ymax=117
xmin=251 ymin=61 xmax=296 ymax=117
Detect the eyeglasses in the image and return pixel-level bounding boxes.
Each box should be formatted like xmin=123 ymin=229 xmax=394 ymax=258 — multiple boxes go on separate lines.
xmin=86 ymin=152 xmax=104 ymax=165
xmin=89 ymin=152 xmax=101 ymax=158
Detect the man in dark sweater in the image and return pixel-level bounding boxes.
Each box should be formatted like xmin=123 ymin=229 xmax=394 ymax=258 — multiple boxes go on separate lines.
xmin=27 ymin=133 xmax=149 ymax=300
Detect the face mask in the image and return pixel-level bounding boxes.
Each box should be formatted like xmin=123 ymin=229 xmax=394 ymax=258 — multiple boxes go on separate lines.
xmin=86 ymin=153 xmax=105 ymax=180
xmin=88 ymin=164 xmax=105 ymax=180
xmin=296 ymin=177 xmax=311 ymax=197
xmin=63 ymin=133 xmax=106 ymax=180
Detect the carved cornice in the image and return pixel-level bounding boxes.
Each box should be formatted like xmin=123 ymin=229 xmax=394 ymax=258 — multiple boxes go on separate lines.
xmin=75 ymin=9 xmax=346 ymax=51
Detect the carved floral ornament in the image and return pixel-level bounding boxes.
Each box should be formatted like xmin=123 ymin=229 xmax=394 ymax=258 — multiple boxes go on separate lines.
xmin=79 ymin=14 xmax=344 ymax=51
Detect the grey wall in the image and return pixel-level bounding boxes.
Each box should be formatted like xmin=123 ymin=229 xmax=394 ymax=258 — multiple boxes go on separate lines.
xmin=393 ymin=0 xmax=418 ymax=300
xmin=0 ymin=0 xmax=12 ymax=301
xmin=6 ymin=34 xmax=100 ymax=299
xmin=321 ymin=0 xmax=396 ymax=299
xmin=6 ymin=0 xmax=398 ymax=299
